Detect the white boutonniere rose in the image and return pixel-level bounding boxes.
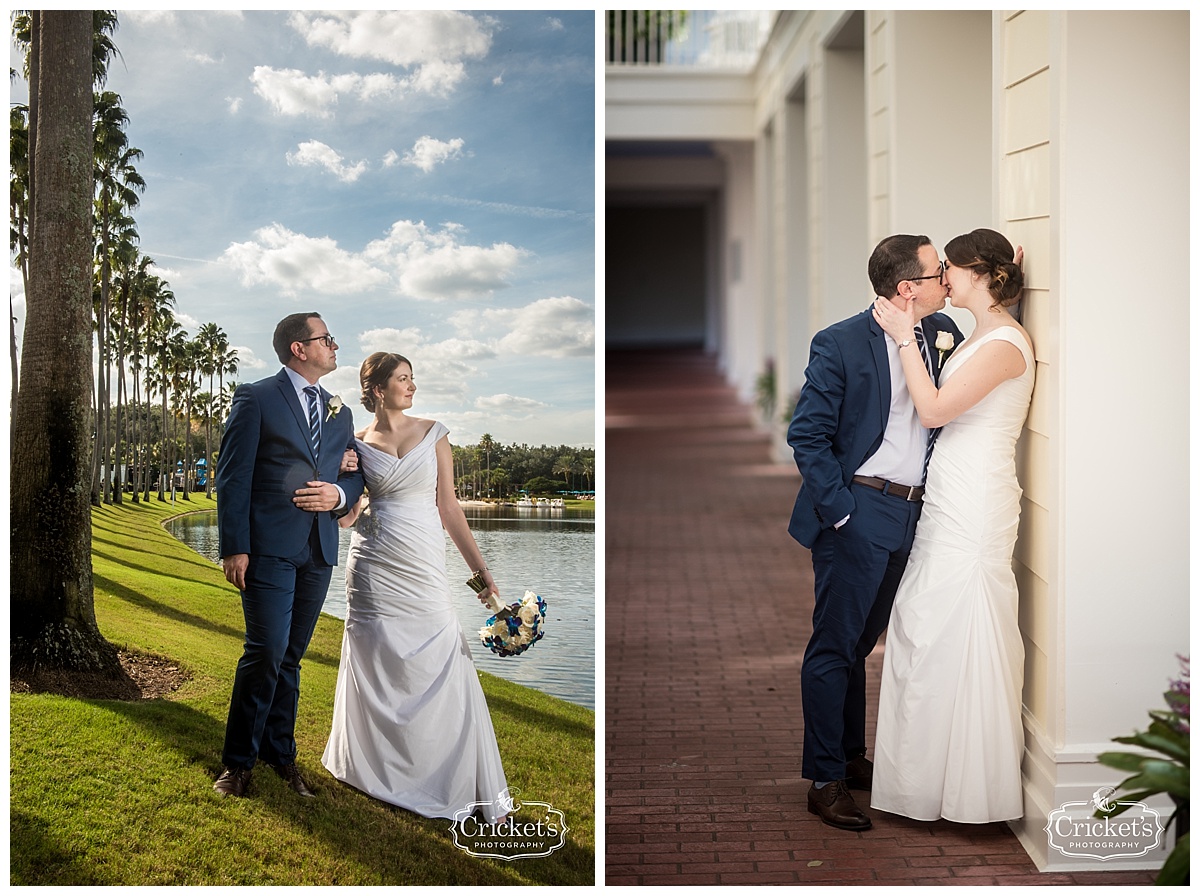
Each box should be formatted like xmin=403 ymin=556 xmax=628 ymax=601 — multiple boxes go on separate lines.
xmin=935 ymin=331 xmax=955 ymax=367
xmin=325 ymin=395 xmax=343 ymax=421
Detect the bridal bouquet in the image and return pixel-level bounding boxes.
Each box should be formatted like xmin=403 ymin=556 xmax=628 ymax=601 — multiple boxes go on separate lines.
xmin=478 ymin=590 xmax=547 ymax=658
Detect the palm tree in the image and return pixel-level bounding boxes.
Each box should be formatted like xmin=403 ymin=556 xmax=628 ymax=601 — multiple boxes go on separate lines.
xmin=150 ymin=323 xmax=184 ymax=500
xmin=478 ymin=433 xmax=496 ymax=499
xmin=553 ymin=453 xmax=578 ymax=492
xmin=579 ymin=454 xmax=594 ymax=494
xmin=92 ymin=93 xmax=144 ymax=503
xmin=11 ymin=10 xmax=124 ymax=677
xmin=196 ymin=322 xmax=229 ymax=498
xmin=163 ymin=331 xmax=191 ymax=497
xmin=181 ymin=337 xmax=206 ymax=499
xmin=126 ymin=258 xmax=172 ymax=501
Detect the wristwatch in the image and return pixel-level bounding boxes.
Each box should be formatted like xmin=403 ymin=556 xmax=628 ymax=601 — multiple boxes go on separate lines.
xmin=898 ymin=337 xmax=914 ymax=349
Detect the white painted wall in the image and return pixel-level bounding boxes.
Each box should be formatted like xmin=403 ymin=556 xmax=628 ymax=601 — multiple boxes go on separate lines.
xmin=997 ymin=9 xmax=1190 ymax=873
xmin=1058 ymin=10 xmax=1188 ymax=746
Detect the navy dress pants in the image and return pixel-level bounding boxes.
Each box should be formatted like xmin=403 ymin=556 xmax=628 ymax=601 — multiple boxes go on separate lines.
xmin=800 ymin=483 xmax=922 ymax=783
xmin=222 ymin=523 xmax=332 ymax=770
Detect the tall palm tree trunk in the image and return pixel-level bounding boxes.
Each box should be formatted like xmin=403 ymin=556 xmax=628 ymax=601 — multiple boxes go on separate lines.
xmin=11 ymin=11 xmax=121 ymax=675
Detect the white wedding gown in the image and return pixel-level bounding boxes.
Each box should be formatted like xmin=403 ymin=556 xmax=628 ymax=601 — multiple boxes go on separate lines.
xmin=321 ymin=422 xmax=510 ymax=823
xmin=871 ymin=327 xmax=1034 ymax=823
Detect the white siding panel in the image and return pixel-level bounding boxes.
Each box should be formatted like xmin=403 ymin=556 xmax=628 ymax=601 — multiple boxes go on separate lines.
xmin=1003 ymin=9 xmax=1050 ymax=86
xmin=1002 ymin=143 xmax=1050 ymax=220
xmin=1004 ymin=70 xmax=1051 ymax=152
xmin=1014 ymin=492 xmax=1051 ymax=582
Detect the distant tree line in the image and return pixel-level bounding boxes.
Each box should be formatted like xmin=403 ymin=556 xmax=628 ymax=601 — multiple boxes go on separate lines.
xmin=451 ymin=435 xmax=595 ymax=500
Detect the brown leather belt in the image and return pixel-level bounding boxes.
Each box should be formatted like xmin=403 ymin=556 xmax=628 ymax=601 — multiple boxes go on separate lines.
xmin=852 ymin=475 xmax=924 ymax=502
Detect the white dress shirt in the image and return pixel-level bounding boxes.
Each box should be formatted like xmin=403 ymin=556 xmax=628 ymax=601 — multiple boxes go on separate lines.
xmin=283 ymin=366 xmax=347 ymax=511
xmin=854 ymin=332 xmax=929 ymax=487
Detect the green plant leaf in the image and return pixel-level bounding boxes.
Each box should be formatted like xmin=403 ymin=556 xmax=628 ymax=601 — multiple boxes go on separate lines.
xmin=1098 ymin=751 xmax=1153 ymax=773
xmin=1113 ymin=762 xmax=1189 ymax=801
xmin=1155 ymin=831 xmax=1189 ymax=886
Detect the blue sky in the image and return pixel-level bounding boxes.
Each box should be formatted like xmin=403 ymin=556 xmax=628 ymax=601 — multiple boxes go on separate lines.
xmin=11 ymin=10 xmax=596 ymax=448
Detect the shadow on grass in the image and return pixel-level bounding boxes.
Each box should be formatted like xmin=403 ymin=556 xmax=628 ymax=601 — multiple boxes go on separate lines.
xmin=94 ymin=572 xmax=342 ymax=673
xmin=485 ymin=691 xmax=594 ymax=741
xmin=79 ymin=696 xmax=587 ymax=884
xmin=92 ymin=544 xmax=224 ymax=582
xmin=94 ymin=571 xmax=247 ymax=643
xmin=10 ymin=811 xmax=96 ymax=884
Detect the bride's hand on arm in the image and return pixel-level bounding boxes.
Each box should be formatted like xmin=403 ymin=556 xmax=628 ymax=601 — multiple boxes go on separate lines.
xmin=872 ymin=297 xmax=917 ymax=344
xmin=339 ymin=448 xmax=358 ymax=473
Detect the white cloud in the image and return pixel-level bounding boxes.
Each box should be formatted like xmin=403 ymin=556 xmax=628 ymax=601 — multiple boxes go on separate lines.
xmin=382 ymin=150 xmax=400 ymax=167
xmin=230 ymin=345 xmax=268 ymax=372
xmin=450 ymin=296 xmax=594 ymax=358
xmin=287 ymin=140 xmax=368 ymax=183
xmin=250 ymin=66 xmax=400 ymax=118
xmin=221 ymin=220 xmax=526 ymax=302
xmin=226 ymin=97 xmax=243 ymax=114
xmin=123 ymin=10 xmax=178 ymax=26
xmin=354 ymin=328 xmax=496 ymax=405
xmin=189 ymin=52 xmax=219 ymax=65
xmin=475 ymin=393 xmax=548 ymax=411
xmin=545 ymin=17 xmax=565 ymax=31
xmin=493 ymin=74 xmax=504 ymax=86
xmin=174 ymin=310 xmax=200 ymax=333
xmin=222 ymin=223 xmax=390 ymax=296
xmin=288 ymin=10 xmax=492 ymax=71
xmin=364 ymin=220 xmax=527 ymax=301
xmin=401 ymin=136 xmax=465 ymax=173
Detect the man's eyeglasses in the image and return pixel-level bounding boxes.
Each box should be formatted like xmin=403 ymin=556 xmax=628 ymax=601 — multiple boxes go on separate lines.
xmin=907 ymin=261 xmax=947 ymax=282
xmin=297 ymin=334 xmax=336 ymax=348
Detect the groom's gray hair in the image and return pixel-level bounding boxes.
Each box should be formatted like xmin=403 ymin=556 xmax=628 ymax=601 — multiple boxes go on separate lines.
xmin=273 ymin=312 xmax=323 ymax=363
xmin=868 ymin=234 xmax=931 ymax=298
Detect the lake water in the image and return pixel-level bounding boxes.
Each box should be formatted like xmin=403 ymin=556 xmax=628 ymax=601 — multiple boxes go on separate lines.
xmin=164 ymin=504 xmax=595 ymax=710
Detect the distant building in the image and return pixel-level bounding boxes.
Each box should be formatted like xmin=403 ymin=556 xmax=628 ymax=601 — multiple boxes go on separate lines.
xmin=607 ymin=10 xmax=1188 ymax=873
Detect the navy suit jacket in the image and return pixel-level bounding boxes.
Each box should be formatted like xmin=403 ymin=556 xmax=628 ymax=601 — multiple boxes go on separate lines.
xmin=216 ymin=368 xmax=365 ymax=566
xmin=786 ymin=308 xmax=964 ymax=549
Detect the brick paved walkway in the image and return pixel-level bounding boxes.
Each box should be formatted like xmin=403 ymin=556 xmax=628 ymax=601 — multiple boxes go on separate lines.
xmin=604 ymin=348 xmax=1157 ymax=886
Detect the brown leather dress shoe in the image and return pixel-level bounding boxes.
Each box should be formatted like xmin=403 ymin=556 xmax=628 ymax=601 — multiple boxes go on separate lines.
xmin=845 ymin=754 xmax=873 ymax=791
xmin=807 ymin=780 xmax=872 ymax=831
xmin=214 ymin=766 xmax=251 ymax=797
xmin=271 ymin=762 xmax=316 ymax=798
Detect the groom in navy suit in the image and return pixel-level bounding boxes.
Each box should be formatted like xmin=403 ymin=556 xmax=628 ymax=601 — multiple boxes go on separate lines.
xmin=213 ymin=312 xmax=365 ymax=798
xmin=787 ymin=235 xmax=963 ymax=830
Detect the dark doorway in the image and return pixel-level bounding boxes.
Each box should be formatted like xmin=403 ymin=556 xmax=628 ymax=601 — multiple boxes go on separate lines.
xmin=606 ymin=204 xmax=707 ymax=348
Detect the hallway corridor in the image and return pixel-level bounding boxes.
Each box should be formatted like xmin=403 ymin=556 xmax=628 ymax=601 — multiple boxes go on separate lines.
xmin=603 ymin=348 xmax=1157 ymax=885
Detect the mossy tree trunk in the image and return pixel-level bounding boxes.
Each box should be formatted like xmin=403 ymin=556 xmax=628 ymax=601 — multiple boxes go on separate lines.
xmin=11 ymin=11 xmax=122 ymax=677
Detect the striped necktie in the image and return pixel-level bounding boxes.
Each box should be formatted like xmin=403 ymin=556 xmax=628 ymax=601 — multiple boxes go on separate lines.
xmin=913 ymin=328 xmax=939 ymax=479
xmin=304 ymin=385 xmax=321 ymax=461
xmin=913 ymin=326 xmax=935 ymax=378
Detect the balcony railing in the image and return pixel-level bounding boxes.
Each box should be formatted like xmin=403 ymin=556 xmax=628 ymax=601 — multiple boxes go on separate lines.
xmin=605 ymin=10 xmax=772 ymax=70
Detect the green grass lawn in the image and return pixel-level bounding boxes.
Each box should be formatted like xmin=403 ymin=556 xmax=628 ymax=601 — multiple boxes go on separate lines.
xmin=10 ymin=495 xmax=595 ymax=885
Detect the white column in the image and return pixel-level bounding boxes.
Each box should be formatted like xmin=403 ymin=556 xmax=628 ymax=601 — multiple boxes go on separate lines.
xmin=1002 ymin=10 xmax=1189 ymax=872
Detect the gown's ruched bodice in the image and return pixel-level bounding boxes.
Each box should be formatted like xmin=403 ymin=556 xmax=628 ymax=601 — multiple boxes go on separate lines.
xmin=321 ymin=421 xmax=509 ymax=822
xmin=871 ymin=327 xmax=1034 ymax=823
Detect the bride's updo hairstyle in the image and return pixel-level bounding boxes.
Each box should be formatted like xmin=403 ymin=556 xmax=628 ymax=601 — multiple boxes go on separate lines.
xmin=944 ymin=228 xmax=1024 ymax=309
xmin=359 ymin=351 xmax=412 ymax=413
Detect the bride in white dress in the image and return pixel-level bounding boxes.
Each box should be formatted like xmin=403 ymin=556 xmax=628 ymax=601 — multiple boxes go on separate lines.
xmin=322 ymin=352 xmax=510 ymax=823
xmin=868 ymin=229 xmax=1034 ymax=824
